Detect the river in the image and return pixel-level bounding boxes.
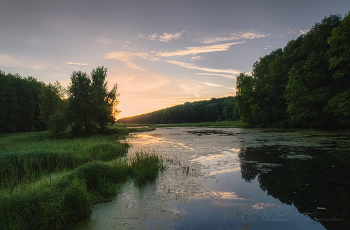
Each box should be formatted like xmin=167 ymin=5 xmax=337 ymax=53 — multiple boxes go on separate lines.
xmin=71 ymin=127 xmax=350 ymax=230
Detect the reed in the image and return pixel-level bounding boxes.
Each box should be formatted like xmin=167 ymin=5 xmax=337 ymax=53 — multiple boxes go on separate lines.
xmin=0 ymin=128 xmax=164 ymax=230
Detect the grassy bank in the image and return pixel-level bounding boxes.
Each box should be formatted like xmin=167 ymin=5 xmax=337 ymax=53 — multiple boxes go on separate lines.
xmin=0 ymin=127 xmax=163 ymax=230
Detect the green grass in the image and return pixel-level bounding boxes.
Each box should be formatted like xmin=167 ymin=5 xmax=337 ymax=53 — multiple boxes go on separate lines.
xmin=0 ymin=127 xmax=163 ymax=230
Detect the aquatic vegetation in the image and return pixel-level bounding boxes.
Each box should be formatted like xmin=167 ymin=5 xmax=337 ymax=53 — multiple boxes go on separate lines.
xmin=129 ymin=151 xmax=165 ymax=186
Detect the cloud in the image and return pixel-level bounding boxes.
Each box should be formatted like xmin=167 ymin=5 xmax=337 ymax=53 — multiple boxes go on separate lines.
xmin=202 ymin=82 xmax=223 ymax=87
xmin=177 ymin=80 xmax=204 ymax=97
xmin=166 ymin=60 xmax=241 ymax=76
xmin=65 ymin=62 xmax=89 ymax=66
xmin=191 ymin=56 xmax=203 ymax=61
xmin=120 ymin=74 xmax=170 ymax=92
xmin=159 ymin=32 xmax=182 ymax=42
xmin=201 ymin=81 xmax=236 ymax=91
xmin=299 ymin=29 xmax=310 ymax=35
xmin=195 ymin=72 xmax=236 ymax=80
xmin=138 ymin=32 xmax=183 ymax=42
xmin=198 ymin=30 xmax=266 ymax=44
xmin=0 ymin=54 xmax=54 ymax=71
xmin=286 ymin=29 xmax=310 ymax=36
xmin=158 ymin=42 xmax=244 ymax=57
xmin=103 ymin=51 xmax=148 ymax=71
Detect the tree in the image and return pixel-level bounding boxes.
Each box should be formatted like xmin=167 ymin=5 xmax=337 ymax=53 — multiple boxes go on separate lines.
xmin=236 ymin=73 xmax=255 ymax=123
xmin=325 ymin=12 xmax=350 ymax=124
xmin=66 ymin=67 xmax=119 ymax=133
xmin=39 ymin=81 xmax=68 ymax=127
xmin=90 ymin=67 xmax=120 ymax=130
xmin=0 ymin=71 xmax=45 ymax=133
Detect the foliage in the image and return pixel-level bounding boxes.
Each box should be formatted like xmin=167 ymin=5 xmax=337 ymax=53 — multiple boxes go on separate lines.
xmin=0 ymin=72 xmax=46 ymax=133
xmin=48 ymin=112 xmax=68 ymax=134
xmin=325 ymin=12 xmax=350 ymax=124
xmin=39 ymin=81 xmax=68 ymax=127
xmin=0 ymin=128 xmax=163 ymax=229
xmin=236 ymin=13 xmax=350 ymax=128
xmin=66 ymin=66 xmax=120 ymax=134
xmin=117 ymin=96 xmax=239 ymax=124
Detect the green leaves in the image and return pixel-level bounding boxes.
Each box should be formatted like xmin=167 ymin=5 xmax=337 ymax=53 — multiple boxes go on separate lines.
xmin=66 ymin=66 xmax=119 ymax=134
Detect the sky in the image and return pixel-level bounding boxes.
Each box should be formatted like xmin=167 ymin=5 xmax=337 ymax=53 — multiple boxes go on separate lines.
xmin=1 ymin=0 xmax=349 ymax=118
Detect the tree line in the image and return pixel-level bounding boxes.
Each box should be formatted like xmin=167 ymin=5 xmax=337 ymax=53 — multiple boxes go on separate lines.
xmin=0 ymin=67 xmax=119 ymax=134
xmin=117 ymin=97 xmax=240 ymax=124
xmin=236 ymin=13 xmax=350 ymax=128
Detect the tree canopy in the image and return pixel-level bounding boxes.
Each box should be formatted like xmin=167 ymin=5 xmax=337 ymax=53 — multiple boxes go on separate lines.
xmin=66 ymin=66 xmax=119 ymax=133
xmin=236 ymin=13 xmax=350 ymax=128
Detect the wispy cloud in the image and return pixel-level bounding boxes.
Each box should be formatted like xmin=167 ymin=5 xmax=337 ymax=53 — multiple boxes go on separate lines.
xmin=191 ymin=56 xmax=203 ymax=61
xmin=166 ymin=60 xmax=241 ymax=76
xmin=299 ymin=29 xmax=310 ymax=35
xmin=202 ymin=82 xmax=223 ymax=87
xmin=198 ymin=30 xmax=266 ymax=44
xmin=138 ymin=32 xmax=183 ymax=42
xmin=286 ymin=29 xmax=310 ymax=36
xmin=65 ymin=62 xmax=89 ymax=66
xmin=195 ymin=73 xmax=236 ymax=80
xmin=157 ymin=41 xmax=244 ymax=57
xmin=0 ymin=54 xmax=54 ymax=71
xmin=202 ymin=81 xmax=235 ymax=91
xmin=103 ymin=51 xmax=148 ymax=71
xmin=177 ymin=80 xmax=204 ymax=97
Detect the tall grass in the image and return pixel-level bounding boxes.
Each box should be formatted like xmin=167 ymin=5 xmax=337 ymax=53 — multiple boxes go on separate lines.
xmin=0 ymin=152 xmax=163 ymax=230
xmin=129 ymin=151 xmax=165 ymax=186
xmin=0 ymin=142 xmax=129 ymax=191
xmin=0 ymin=128 xmax=164 ymax=230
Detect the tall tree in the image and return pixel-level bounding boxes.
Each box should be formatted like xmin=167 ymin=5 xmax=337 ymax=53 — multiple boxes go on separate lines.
xmin=66 ymin=67 xmax=119 ymax=133
xmin=325 ymin=12 xmax=350 ymax=124
xmin=235 ymin=73 xmax=255 ymax=123
xmin=90 ymin=66 xmax=120 ymax=131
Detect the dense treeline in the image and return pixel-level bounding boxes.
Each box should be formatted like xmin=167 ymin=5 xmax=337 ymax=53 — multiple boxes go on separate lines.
xmin=0 ymin=67 xmax=119 ymax=134
xmin=117 ymin=97 xmax=240 ymax=124
xmin=236 ymin=13 xmax=350 ymax=128
xmin=0 ymin=71 xmax=46 ymax=132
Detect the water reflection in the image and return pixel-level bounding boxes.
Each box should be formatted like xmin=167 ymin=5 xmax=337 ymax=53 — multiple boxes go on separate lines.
xmin=70 ymin=127 xmax=350 ymax=230
xmin=239 ymin=145 xmax=350 ymax=230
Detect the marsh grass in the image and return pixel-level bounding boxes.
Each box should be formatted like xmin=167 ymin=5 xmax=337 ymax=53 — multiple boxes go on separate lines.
xmin=0 ymin=128 xmax=163 ymax=230
xmin=129 ymin=151 xmax=165 ymax=186
xmin=0 ymin=142 xmax=129 ymax=191
xmin=0 ymin=154 xmax=163 ymax=230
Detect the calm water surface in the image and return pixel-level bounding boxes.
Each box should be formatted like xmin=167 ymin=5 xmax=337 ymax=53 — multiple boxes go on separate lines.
xmin=71 ymin=127 xmax=350 ymax=230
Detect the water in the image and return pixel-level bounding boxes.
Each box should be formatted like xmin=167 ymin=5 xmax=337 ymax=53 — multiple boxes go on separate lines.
xmin=71 ymin=127 xmax=350 ymax=230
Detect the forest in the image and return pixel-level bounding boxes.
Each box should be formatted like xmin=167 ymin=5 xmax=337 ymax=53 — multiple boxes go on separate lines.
xmin=0 ymin=67 xmax=119 ymax=134
xmin=117 ymin=96 xmax=240 ymax=124
xmin=236 ymin=13 xmax=350 ymax=128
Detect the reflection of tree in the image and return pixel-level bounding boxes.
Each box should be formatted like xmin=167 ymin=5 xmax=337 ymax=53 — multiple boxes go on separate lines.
xmin=239 ymin=145 xmax=350 ymax=230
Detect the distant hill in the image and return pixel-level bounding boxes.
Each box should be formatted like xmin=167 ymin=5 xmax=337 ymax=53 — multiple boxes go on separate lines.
xmin=117 ymin=97 xmax=239 ymax=124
